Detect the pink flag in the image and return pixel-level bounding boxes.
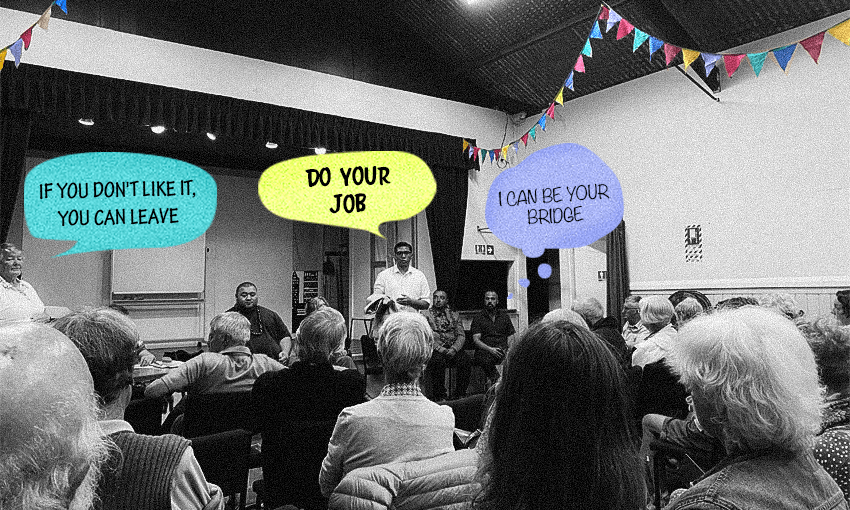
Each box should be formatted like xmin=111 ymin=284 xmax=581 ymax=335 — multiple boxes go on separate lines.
xmin=599 ymin=6 xmax=609 ymax=20
xmin=494 ymin=149 xmax=501 ymax=160
xmin=800 ymin=32 xmax=825 ymax=63
xmin=20 ymin=26 xmax=33 ymax=50
xmin=521 ymin=133 xmax=529 ymax=146
xmin=574 ymin=55 xmax=585 ymax=73
xmin=723 ymin=54 xmax=745 ymax=77
xmin=664 ymin=43 xmax=681 ymax=65
xmin=546 ymin=102 xmax=555 ymax=119
xmin=473 ymin=147 xmax=480 ymax=161
xmin=616 ymin=19 xmax=634 ymax=40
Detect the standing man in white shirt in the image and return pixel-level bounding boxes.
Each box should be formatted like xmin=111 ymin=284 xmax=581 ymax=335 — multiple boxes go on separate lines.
xmin=371 ymin=241 xmax=431 ymax=312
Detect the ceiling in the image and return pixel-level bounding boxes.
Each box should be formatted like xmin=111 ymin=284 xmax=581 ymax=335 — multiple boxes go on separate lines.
xmin=5 ymin=0 xmax=849 ymax=116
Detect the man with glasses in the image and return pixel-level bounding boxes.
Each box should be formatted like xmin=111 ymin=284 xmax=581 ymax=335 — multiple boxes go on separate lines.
xmin=371 ymin=241 xmax=431 ymax=312
xmin=621 ymin=294 xmax=650 ymax=347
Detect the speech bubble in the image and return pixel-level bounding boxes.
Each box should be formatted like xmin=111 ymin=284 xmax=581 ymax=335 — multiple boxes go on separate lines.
xmin=25 ymin=153 xmax=217 ymax=256
xmin=258 ymin=151 xmax=436 ymax=236
xmin=486 ymin=143 xmax=623 ymax=259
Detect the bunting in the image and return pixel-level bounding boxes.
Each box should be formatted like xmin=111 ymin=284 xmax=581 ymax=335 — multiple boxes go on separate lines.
xmin=463 ymin=3 xmax=850 ymax=166
xmin=1 ymin=0 xmax=67 ymax=74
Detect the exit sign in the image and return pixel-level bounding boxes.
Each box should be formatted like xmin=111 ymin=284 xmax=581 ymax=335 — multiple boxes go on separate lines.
xmin=598 ymin=271 xmax=607 ymax=281
xmin=475 ymin=244 xmax=495 ymax=255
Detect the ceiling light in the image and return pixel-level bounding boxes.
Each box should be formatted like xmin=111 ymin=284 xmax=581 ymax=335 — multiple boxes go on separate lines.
xmin=265 ymin=141 xmax=278 ymax=149
xmin=150 ymin=125 xmax=166 ymax=134
xmin=206 ymin=132 xmax=216 ymax=141
xmin=314 ymin=147 xmax=327 ymax=155
xmin=78 ymin=118 xmax=94 ymax=126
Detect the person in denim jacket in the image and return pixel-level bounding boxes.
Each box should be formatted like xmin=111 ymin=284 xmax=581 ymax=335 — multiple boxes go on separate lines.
xmin=665 ymin=307 xmax=847 ymax=510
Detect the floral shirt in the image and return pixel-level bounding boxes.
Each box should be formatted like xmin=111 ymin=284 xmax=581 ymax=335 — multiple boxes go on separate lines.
xmin=814 ymin=395 xmax=850 ymax=499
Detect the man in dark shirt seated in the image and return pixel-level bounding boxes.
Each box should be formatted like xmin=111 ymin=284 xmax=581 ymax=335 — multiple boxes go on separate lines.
xmin=470 ymin=290 xmax=515 ymax=386
xmin=227 ymin=281 xmax=293 ymax=359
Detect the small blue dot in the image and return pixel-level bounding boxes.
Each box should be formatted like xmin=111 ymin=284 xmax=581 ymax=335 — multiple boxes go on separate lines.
xmin=519 ymin=278 xmax=530 ymax=288
xmin=508 ymin=293 xmax=514 ymax=300
xmin=538 ymin=263 xmax=552 ymax=279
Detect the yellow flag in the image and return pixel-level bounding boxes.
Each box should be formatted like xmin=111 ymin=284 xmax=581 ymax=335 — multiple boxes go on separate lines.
xmin=37 ymin=5 xmax=52 ymax=30
xmin=682 ymin=49 xmax=701 ymax=71
xmin=0 ymin=49 xmax=7 ymax=73
xmin=501 ymin=145 xmax=509 ymax=160
xmin=828 ymin=19 xmax=850 ymax=45
xmin=554 ymin=87 xmax=564 ymax=105
xmin=462 ymin=139 xmax=469 ymax=152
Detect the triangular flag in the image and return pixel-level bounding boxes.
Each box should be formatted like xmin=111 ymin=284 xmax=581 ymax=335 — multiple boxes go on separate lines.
xmin=529 ymin=126 xmax=537 ymax=141
xmin=682 ymin=49 xmax=700 ymax=71
xmin=772 ymin=44 xmax=796 ymax=72
xmin=462 ymin=140 xmax=469 ymax=152
xmin=649 ymin=37 xmax=664 ymax=58
xmin=800 ymin=32 xmax=825 ymax=63
xmin=512 ymin=142 xmax=519 ymax=153
xmin=501 ymin=146 xmax=509 ymax=159
xmin=589 ymin=21 xmax=603 ymax=39
xmin=606 ymin=10 xmax=622 ymax=32
xmin=473 ymin=147 xmax=480 ymax=160
xmin=664 ymin=43 xmax=681 ymax=65
xmin=546 ymin=102 xmax=555 ymax=119
xmin=37 ymin=5 xmax=52 ymax=30
xmin=554 ymin=87 xmax=564 ymax=105
xmin=827 ymin=18 xmax=850 ymax=45
xmin=537 ymin=115 xmax=547 ymax=131
xmin=9 ymin=39 xmax=23 ymax=67
xmin=489 ymin=150 xmax=494 ymax=163
xmin=599 ymin=5 xmax=609 ymax=21
xmin=494 ymin=149 xmax=501 ymax=160
xmin=748 ymin=52 xmax=767 ymax=77
xmin=468 ymin=146 xmax=474 ymax=159
xmin=582 ymin=39 xmax=593 ymax=57
xmin=574 ymin=55 xmax=585 ymax=73
xmin=616 ymin=18 xmax=634 ymax=40
xmin=723 ymin=54 xmax=745 ymax=77
xmin=0 ymin=49 xmax=6 ymax=73
xmin=479 ymin=149 xmax=487 ymax=161
xmin=565 ymin=72 xmax=575 ymax=90
xmin=702 ymin=53 xmax=721 ymax=76
xmin=20 ymin=27 xmax=33 ymax=50
xmin=521 ymin=133 xmax=529 ymax=146
xmin=55 ymin=0 xmax=67 ymax=14
xmin=633 ymin=29 xmax=649 ymax=52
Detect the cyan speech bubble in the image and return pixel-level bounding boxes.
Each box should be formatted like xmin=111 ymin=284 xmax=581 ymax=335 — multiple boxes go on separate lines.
xmin=259 ymin=151 xmax=436 ymax=237
xmin=486 ymin=143 xmax=623 ymax=258
xmin=25 ymin=153 xmax=217 ymax=256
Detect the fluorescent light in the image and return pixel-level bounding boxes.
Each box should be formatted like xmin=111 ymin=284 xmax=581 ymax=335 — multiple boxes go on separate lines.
xmin=314 ymin=147 xmax=327 ymax=155
xmin=150 ymin=125 xmax=166 ymax=134
xmin=266 ymin=141 xmax=278 ymax=149
xmin=78 ymin=118 xmax=94 ymax=126
xmin=206 ymin=132 xmax=216 ymax=141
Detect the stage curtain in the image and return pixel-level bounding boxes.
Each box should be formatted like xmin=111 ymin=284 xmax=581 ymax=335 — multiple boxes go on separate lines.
xmin=426 ymin=164 xmax=470 ymax=303
xmin=0 ymin=108 xmax=31 ymax=243
xmin=606 ymin=220 xmax=629 ymax=325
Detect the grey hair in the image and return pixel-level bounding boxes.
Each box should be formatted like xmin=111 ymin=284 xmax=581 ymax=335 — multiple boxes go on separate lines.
xmin=571 ymin=297 xmax=604 ymax=326
xmin=801 ymin=317 xmax=850 ymax=394
xmin=542 ymin=308 xmax=589 ymax=330
xmin=758 ymin=293 xmax=803 ymax=320
xmin=208 ymin=312 xmax=250 ymax=352
xmin=671 ymin=306 xmax=823 ymax=454
xmin=377 ymin=312 xmax=433 ymax=383
xmin=298 ymin=307 xmax=346 ymax=364
xmin=639 ymin=296 xmax=675 ymax=327
xmin=674 ymin=297 xmax=703 ymax=328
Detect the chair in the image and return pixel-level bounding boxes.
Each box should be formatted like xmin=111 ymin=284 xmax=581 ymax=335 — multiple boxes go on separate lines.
xmin=182 ymin=391 xmax=256 ymax=438
xmin=191 ymin=429 xmax=252 ymax=510
xmin=124 ymin=394 xmax=167 ymax=436
xmin=359 ymin=334 xmax=383 ymax=390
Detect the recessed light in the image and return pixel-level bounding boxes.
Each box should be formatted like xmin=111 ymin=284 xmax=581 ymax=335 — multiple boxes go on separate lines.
xmin=78 ymin=118 xmax=94 ymax=126
xmin=150 ymin=125 xmax=166 ymax=134
xmin=314 ymin=147 xmax=327 ymax=155
xmin=266 ymin=141 xmax=278 ymax=149
xmin=206 ymin=132 xmax=216 ymax=141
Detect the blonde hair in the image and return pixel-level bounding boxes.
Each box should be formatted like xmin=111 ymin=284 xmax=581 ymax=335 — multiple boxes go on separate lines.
xmin=208 ymin=312 xmax=250 ymax=352
xmin=639 ymin=295 xmax=674 ymax=327
xmin=674 ymin=297 xmax=703 ymax=328
xmin=377 ymin=312 xmax=432 ymax=383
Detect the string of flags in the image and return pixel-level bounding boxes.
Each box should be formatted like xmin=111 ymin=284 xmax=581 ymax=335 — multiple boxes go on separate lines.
xmin=0 ymin=0 xmax=67 ymax=73
xmin=463 ymin=2 xmax=850 ymax=167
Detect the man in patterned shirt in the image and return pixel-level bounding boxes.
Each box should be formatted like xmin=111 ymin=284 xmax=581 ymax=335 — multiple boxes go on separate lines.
xmin=421 ymin=290 xmax=471 ymax=400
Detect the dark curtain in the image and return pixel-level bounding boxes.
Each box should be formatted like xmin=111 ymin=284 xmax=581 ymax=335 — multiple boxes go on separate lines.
xmin=606 ymin=220 xmax=628 ymax=325
xmin=425 ymin=164 xmax=469 ymax=303
xmin=0 ymin=108 xmax=32 ymax=243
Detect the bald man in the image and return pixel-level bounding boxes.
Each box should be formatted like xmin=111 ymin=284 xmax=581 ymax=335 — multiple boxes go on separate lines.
xmin=0 ymin=322 xmax=109 ymax=509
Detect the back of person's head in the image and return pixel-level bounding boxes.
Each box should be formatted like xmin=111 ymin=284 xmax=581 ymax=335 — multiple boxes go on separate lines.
xmin=801 ymin=317 xmax=850 ymax=395
xmin=571 ymin=297 xmax=604 ymax=326
xmin=639 ymin=295 xmax=675 ymax=328
xmin=624 ymin=294 xmax=642 ymax=306
xmin=758 ymin=293 xmax=803 ymax=320
xmin=208 ymin=311 xmax=250 ymax=352
xmin=305 ymin=296 xmax=329 ymax=317
xmin=674 ymin=297 xmax=703 ymax=328
xmin=473 ymin=320 xmax=644 ymax=510
xmin=672 ymin=306 xmax=822 ymax=454
xmin=541 ymin=308 xmax=589 ymax=330
xmin=377 ymin=312 xmax=432 ymax=383
xmin=714 ymin=296 xmax=759 ymax=310
xmin=298 ymin=307 xmax=346 ymax=364
xmin=53 ymin=307 xmax=138 ymax=409
xmin=0 ymin=322 xmax=109 ymax=510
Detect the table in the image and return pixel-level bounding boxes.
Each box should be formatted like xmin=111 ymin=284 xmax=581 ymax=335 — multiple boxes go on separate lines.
xmin=128 ymin=361 xmax=183 ymax=435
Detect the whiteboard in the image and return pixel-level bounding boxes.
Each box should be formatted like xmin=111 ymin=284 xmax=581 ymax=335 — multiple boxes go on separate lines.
xmin=111 ymin=235 xmax=206 ymax=294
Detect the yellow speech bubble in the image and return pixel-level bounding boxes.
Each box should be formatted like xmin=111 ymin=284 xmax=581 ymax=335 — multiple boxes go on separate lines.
xmin=259 ymin=151 xmax=436 ymax=237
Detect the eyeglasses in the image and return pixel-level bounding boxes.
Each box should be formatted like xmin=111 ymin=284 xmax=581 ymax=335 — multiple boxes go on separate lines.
xmin=395 ymin=251 xmax=412 ymax=257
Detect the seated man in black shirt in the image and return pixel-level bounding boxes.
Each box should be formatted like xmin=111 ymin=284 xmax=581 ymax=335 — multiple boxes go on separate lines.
xmin=470 ymin=290 xmax=515 ymax=385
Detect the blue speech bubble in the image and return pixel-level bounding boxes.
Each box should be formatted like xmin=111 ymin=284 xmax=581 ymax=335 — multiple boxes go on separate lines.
xmin=486 ymin=143 xmax=623 ymax=258
xmin=24 ymin=153 xmax=217 ymax=256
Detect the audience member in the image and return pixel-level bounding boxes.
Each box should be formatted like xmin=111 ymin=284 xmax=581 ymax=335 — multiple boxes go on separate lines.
xmin=714 ymin=296 xmax=759 ymax=310
xmin=107 ymin=303 xmax=155 ymax=365
xmin=290 ymin=296 xmax=354 ymax=369
xmin=665 ymin=307 xmax=846 ymax=510
xmin=0 ymin=322 xmax=110 ymax=510
xmin=372 ymin=241 xmax=431 ymax=312
xmin=834 ymin=290 xmax=850 ymax=326
xmin=758 ymin=293 xmax=803 ymax=320
xmin=145 ymin=311 xmax=283 ymax=433
xmin=673 ymin=297 xmax=703 ymax=330
xmin=54 ymin=308 xmax=223 ymax=510
xmin=631 ymin=296 xmax=677 ymax=369
xmin=422 ymin=289 xmax=472 ymax=401
xmin=622 ymin=295 xmax=650 ymax=347
xmin=471 ymin=290 xmax=516 ymax=385
xmin=572 ymin=296 xmax=629 ymax=366
xmin=227 ymin=281 xmax=293 ymax=359
xmin=319 ymin=312 xmax=454 ymax=497
xmin=542 ymin=307 xmax=589 ymax=329
xmin=472 ymin=320 xmax=645 ymax=510
xmin=803 ymin=318 xmax=850 ymax=499
xmin=0 ymin=242 xmax=48 ymax=323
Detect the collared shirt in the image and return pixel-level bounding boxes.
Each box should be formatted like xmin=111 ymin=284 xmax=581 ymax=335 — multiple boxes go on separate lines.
xmin=148 ymin=345 xmax=284 ymax=396
xmin=421 ymin=305 xmax=465 ymax=352
xmin=470 ymin=309 xmax=515 ymax=349
xmin=631 ymin=324 xmax=677 ymax=368
xmin=0 ymin=277 xmax=45 ymax=322
xmin=99 ymin=419 xmax=223 ymax=510
xmin=622 ymin=321 xmax=651 ymax=347
xmin=380 ymin=382 xmax=423 ymax=397
xmin=372 ymin=264 xmax=431 ymax=312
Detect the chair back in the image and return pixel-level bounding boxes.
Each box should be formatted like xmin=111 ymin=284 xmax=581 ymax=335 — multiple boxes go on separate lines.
xmin=359 ymin=334 xmax=383 ymax=375
xmin=261 ymin=419 xmax=337 ymax=510
xmin=183 ymin=391 xmax=255 ymax=438
xmin=191 ymin=429 xmax=252 ymax=510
